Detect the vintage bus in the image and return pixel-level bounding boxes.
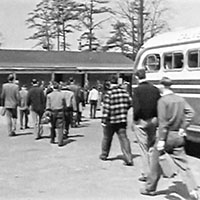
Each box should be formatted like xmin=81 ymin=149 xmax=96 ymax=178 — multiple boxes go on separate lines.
xmin=133 ymin=27 xmax=200 ymax=157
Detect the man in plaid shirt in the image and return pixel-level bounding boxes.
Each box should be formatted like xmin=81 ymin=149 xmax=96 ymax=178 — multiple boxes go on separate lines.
xmin=99 ymin=76 xmax=133 ymax=166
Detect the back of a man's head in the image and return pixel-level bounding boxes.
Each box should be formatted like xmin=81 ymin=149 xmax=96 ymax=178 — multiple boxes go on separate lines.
xmin=135 ymin=69 xmax=146 ymax=80
xmin=7 ymin=74 xmax=14 ymax=82
xmin=21 ymin=84 xmax=27 ymax=90
xmin=110 ymin=75 xmax=118 ymax=84
xmin=69 ymin=77 xmax=74 ymax=84
xmin=31 ymin=79 xmax=38 ymax=85
xmin=160 ymin=77 xmax=173 ymax=88
xmin=53 ymin=82 xmax=60 ymax=90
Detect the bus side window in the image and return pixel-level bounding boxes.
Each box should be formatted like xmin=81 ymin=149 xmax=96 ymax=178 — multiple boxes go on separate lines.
xmin=164 ymin=52 xmax=183 ymax=69
xmin=143 ymin=54 xmax=160 ymax=72
xmin=164 ymin=53 xmax=172 ymax=69
xmin=188 ymin=50 xmax=198 ymax=68
xmin=174 ymin=53 xmax=183 ymax=69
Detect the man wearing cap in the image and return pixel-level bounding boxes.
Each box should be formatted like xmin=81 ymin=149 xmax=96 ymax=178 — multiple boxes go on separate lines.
xmin=27 ymin=79 xmax=45 ymax=140
xmin=140 ymin=77 xmax=199 ymax=200
xmin=132 ymin=68 xmax=161 ymax=181
xmin=1 ymin=74 xmax=20 ymax=136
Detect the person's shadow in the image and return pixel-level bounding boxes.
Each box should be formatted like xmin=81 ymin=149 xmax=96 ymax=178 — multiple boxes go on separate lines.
xmin=61 ymin=134 xmax=85 ymax=146
xmin=106 ymin=153 xmax=140 ymax=163
xmin=15 ymin=131 xmax=33 ymax=136
xmin=155 ymin=181 xmax=190 ymax=200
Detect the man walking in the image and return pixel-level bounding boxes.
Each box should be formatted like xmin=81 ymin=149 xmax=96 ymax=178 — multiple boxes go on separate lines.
xmin=68 ymin=77 xmax=81 ymax=126
xmin=88 ymin=86 xmax=99 ymax=119
xmin=46 ymin=82 xmax=65 ymax=146
xmin=99 ymin=75 xmax=133 ymax=166
xmin=27 ymin=79 xmax=45 ymax=140
xmin=140 ymin=77 xmax=199 ymax=200
xmin=132 ymin=69 xmax=160 ymax=181
xmin=19 ymin=84 xmax=30 ymax=129
xmin=61 ymin=83 xmax=77 ymax=138
xmin=1 ymin=74 xmax=20 ymax=136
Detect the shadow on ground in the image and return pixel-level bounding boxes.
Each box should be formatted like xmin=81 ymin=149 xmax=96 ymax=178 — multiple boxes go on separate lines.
xmin=155 ymin=181 xmax=190 ymax=200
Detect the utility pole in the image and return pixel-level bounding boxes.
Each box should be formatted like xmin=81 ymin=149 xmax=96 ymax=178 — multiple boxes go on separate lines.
xmin=138 ymin=0 xmax=144 ymax=49
xmin=89 ymin=0 xmax=93 ymax=51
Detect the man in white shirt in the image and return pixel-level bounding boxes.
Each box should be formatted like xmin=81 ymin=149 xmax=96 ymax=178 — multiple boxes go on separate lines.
xmin=88 ymin=86 xmax=99 ymax=119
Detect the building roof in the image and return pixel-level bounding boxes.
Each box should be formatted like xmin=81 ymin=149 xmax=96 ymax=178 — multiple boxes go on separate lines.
xmin=0 ymin=49 xmax=134 ymax=73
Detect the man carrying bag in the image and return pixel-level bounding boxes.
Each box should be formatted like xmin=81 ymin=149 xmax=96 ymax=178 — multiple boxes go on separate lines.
xmin=140 ymin=77 xmax=199 ymax=200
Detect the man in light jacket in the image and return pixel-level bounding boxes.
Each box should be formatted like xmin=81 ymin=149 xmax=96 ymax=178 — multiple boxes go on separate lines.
xmin=1 ymin=74 xmax=20 ymax=136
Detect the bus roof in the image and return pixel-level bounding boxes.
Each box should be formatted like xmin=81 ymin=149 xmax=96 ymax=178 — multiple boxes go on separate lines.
xmin=142 ymin=27 xmax=200 ymax=49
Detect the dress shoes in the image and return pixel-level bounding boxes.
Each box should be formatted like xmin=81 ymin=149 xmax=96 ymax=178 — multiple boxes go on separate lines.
xmin=123 ymin=161 xmax=134 ymax=166
xmin=58 ymin=142 xmax=63 ymax=147
xmin=35 ymin=136 xmax=41 ymax=140
xmin=9 ymin=131 xmax=16 ymax=137
xmin=99 ymin=155 xmax=107 ymax=161
xmin=138 ymin=176 xmax=147 ymax=182
xmin=140 ymin=188 xmax=156 ymax=196
xmin=50 ymin=139 xmax=55 ymax=144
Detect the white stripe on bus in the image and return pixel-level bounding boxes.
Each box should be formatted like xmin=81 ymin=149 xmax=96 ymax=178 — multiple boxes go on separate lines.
xmin=132 ymin=85 xmax=200 ymax=89
xmin=177 ymin=93 xmax=200 ymax=98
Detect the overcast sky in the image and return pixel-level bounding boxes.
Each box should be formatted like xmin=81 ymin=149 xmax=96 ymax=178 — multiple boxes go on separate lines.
xmin=0 ymin=0 xmax=200 ymax=50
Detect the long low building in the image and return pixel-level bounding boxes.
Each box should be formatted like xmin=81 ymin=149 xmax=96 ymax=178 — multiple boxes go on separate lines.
xmin=0 ymin=49 xmax=134 ymax=89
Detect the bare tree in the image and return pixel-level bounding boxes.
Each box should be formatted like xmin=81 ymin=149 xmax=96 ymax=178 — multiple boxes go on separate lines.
xmin=105 ymin=0 xmax=170 ymax=59
xmin=143 ymin=0 xmax=170 ymax=40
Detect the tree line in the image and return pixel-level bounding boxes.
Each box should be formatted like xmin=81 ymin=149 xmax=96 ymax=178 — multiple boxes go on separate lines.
xmin=25 ymin=0 xmax=170 ymax=60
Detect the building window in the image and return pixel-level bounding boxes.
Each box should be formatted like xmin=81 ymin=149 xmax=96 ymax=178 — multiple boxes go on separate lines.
xmin=143 ymin=54 xmax=160 ymax=72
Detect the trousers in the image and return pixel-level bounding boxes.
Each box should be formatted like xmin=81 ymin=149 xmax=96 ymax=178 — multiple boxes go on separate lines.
xmin=134 ymin=120 xmax=157 ymax=177
xmin=30 ymin=110 xmax=43 ymax=139
xmin=145 ymin=145 xmax=197 ymax=193
xmin=50 ymin=110 xmax=64 ymax=145
xmin=100 ymin=123 xmax=132 ymax=163
xmin=5 ymin=108 xmax=17 ymax=135
xmin=19 ymin=109 xmax=29 ymax=128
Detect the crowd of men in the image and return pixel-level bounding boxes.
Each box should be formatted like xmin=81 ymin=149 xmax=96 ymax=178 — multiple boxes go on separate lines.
xmin=0 ymin=75 xmax=87 ymax=145
xmin=0 ymin=72 xmax=199 ymax=199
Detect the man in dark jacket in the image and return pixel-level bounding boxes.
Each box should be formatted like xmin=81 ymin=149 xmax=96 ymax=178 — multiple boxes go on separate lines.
xmin=68 ymin=77 xmax=82 ymax=126
xmin=27 ymin=79 xmax=45 ymax=140
xmin=132 ymin=69 xmax=161 ymax=181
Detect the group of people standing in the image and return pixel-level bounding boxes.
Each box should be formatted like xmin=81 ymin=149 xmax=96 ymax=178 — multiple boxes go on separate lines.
xmin=99 ymin=70 xmax=199 ymax=200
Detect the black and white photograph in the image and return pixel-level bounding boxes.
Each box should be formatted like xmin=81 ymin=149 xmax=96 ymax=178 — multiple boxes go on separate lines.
xmin=0 ymin=0 xmax=200 ymax=199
